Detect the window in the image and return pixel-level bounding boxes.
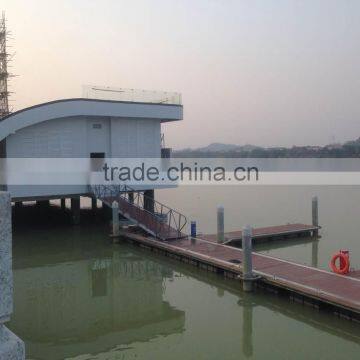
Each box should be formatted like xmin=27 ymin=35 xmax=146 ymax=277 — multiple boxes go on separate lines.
xmin=90 ymin=153 xmax=105 ymax=171
xmin=92 ymin=123 xmax=102 ymax=129
xmin=90 ymin=152 xmax=105 ymax=159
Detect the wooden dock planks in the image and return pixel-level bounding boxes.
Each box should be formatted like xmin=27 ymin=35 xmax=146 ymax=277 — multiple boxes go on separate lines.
xmin=122 ymin=230 xmax=360 ymax=319
xmin=202 ymin=223 xmax=320 ymax=244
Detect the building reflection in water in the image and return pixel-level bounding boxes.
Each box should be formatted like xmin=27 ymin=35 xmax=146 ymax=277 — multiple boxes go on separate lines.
xmin=8 ymin=246 xmax=185 ymax=360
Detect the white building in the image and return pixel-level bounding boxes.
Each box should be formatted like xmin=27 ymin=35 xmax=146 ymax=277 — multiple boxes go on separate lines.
xmin=0 ymin=88 xmax=185 ymax=234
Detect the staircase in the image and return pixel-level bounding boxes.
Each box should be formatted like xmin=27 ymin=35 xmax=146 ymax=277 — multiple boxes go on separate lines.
xmin=91 ymin=184 xmax=187 ymax=241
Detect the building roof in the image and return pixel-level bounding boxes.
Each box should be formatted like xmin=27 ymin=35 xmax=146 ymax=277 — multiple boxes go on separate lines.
xmin=0 ymin=98 xmax=183 ymax=142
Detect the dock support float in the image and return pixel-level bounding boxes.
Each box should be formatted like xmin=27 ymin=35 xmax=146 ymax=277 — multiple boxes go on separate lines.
xmin=312 ymin=196 xmax=319 ymax=237
xmin=242 ymin=225 xmax=256 ymax=292
xmin=217 ymin=205 xmax=224 ymax=243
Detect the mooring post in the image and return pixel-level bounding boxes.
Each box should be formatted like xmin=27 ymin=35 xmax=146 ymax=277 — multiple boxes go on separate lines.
xmin=191 ymin=221 xmax=197 ymax=238
xmin=312 ymin=196 xmax=319 ymax=236
xmin=311 ymin=240 xmax=319 ymax=268
xmin=112 ymin=200 xmax=120 ymax=237
xmin=217 ymin=205 xmax=224 ymax=243
xmin=242 ymin=225 xmax=254 ymax=292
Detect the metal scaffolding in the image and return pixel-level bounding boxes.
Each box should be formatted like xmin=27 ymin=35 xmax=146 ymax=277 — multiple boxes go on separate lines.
xmin=0 ymin=11 xmax=9 ymax=119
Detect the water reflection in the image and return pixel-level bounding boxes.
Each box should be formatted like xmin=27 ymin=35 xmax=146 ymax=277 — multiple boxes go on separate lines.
xmin=223 ymin=277 xmax=359 ymax=358
xmin=238 ymin=296 xmax=255 ymax=358
xmin=9 ymin=232 xmax=185 ymax=360
xmin=8 ymin=206 xmax=360 ymax=359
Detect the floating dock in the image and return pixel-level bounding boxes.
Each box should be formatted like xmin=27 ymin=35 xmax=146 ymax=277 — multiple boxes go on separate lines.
xmin=121 ymin=229 xmax=360 ymax=322
xmin=202 ymin=223 xmax=321 ymax=245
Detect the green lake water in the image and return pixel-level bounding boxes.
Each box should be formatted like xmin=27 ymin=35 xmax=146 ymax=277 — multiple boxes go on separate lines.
xmin=8 ymin=186 xmax=360 ymax=359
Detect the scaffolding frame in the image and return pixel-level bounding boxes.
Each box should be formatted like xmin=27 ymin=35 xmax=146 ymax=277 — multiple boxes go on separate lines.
xmin=0 ymin=11 xmax=9 ymax=119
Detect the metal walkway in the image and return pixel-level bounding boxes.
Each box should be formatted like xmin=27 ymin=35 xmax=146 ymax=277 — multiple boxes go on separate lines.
xmin=91 ymin=185 xmax=187 ymax=241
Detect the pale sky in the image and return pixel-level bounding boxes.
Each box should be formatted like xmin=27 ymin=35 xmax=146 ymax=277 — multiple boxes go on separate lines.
xmin=2 ymin=0 xmax=360 ymax=149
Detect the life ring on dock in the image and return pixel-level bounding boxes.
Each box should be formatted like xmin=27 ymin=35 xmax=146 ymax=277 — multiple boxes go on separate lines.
xmin=330 ymin=251 xmax=350 ymax=275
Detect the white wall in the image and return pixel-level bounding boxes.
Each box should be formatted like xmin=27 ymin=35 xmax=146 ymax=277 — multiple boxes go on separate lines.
xmin=5 ymin=116 xmax=162 ymax=199
xmin=6 ymin=117 xmax=88 ymax=158
xmin=110 ymin=118 xmax=161 ymax=158
xmin=0 ymin=99 xmax=182 ymax=142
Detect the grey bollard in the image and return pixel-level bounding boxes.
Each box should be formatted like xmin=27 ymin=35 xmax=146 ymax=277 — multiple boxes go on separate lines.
xmin=311 ymin=240 xmax=319 ymax=268
xmin=217 ymin=205 xmax=224 ymax=243
xmin=242 ymin=225 xmax=254 ymax=292
xmin=112 ymin=201 xmax=120 ymax=237
xmin=312 ymin=196 xmax=319 ymax=236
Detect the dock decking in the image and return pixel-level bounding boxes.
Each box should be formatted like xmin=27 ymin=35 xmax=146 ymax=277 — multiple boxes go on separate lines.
xmin=121 ymin=230 xmax=360 ymax=321
xmin=202 ymin=223 xmax=320 ymax=245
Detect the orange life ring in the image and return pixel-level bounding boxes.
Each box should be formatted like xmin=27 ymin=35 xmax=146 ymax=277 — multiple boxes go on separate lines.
xmin=330 ymin=252 xmax=350 ymax=275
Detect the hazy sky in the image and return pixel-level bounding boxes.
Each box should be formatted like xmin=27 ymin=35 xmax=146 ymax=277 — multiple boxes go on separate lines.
xmin=2 ymin=0 xmax=360 ymax=149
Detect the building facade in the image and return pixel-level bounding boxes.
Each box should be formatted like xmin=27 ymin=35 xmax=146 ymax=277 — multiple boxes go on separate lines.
xmin=0 ymin=97 xmax=182 ymax=200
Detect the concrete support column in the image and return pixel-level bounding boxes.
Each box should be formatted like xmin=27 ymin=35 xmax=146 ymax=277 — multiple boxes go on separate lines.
xmin=71 ymin=197 xmax=81 ymax=225
xmin=128 ymin=192 xmax=134 ymax=204
xmin=14 ymin=202 xmax=22 ymax=210
xmin=143 ymin=190 xmax=155 ymax=213
xmin=0 ymin=192 xmax=25 ymax=359
xmin=36 ymin=200 xmax=50 ymax=208
xmin=102 ymin=202 xmax=112 ymax=220
xmin=91 ymin=197 xmax=97 ymax=211
xmin=112 ymin=201 xmax=120 ymax=237
xmin=60 ymin=198 xmax=66 ymax=211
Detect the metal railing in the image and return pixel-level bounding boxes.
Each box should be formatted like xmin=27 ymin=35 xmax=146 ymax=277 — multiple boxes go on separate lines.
xmin=83 ymin=85 xmax=182 ymax=105
xmin=90 ymin=184 xmax=187 ymax=240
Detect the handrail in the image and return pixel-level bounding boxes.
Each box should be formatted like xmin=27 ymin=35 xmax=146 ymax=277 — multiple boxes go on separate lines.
xmin=90 ymin=184 xmax=187 ymax=240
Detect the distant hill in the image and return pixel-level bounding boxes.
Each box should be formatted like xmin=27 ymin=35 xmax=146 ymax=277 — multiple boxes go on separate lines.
xmin=173 ymin=138 xmax=360 ymax=158
xmin=344 ymin=137 xmax=360 ymax=147
xmin=189 ymin=142 xmax=260 ymax=152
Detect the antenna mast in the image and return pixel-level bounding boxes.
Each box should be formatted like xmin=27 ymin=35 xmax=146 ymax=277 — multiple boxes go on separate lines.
xmin=0 ymin=11 xmax=9 ymax=119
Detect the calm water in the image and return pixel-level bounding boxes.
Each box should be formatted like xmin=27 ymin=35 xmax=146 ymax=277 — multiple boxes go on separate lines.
xmin=8 ymin=185 xmax=360 ymax=359
xmin=158 ymin=186 xmax=360 ymax=269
